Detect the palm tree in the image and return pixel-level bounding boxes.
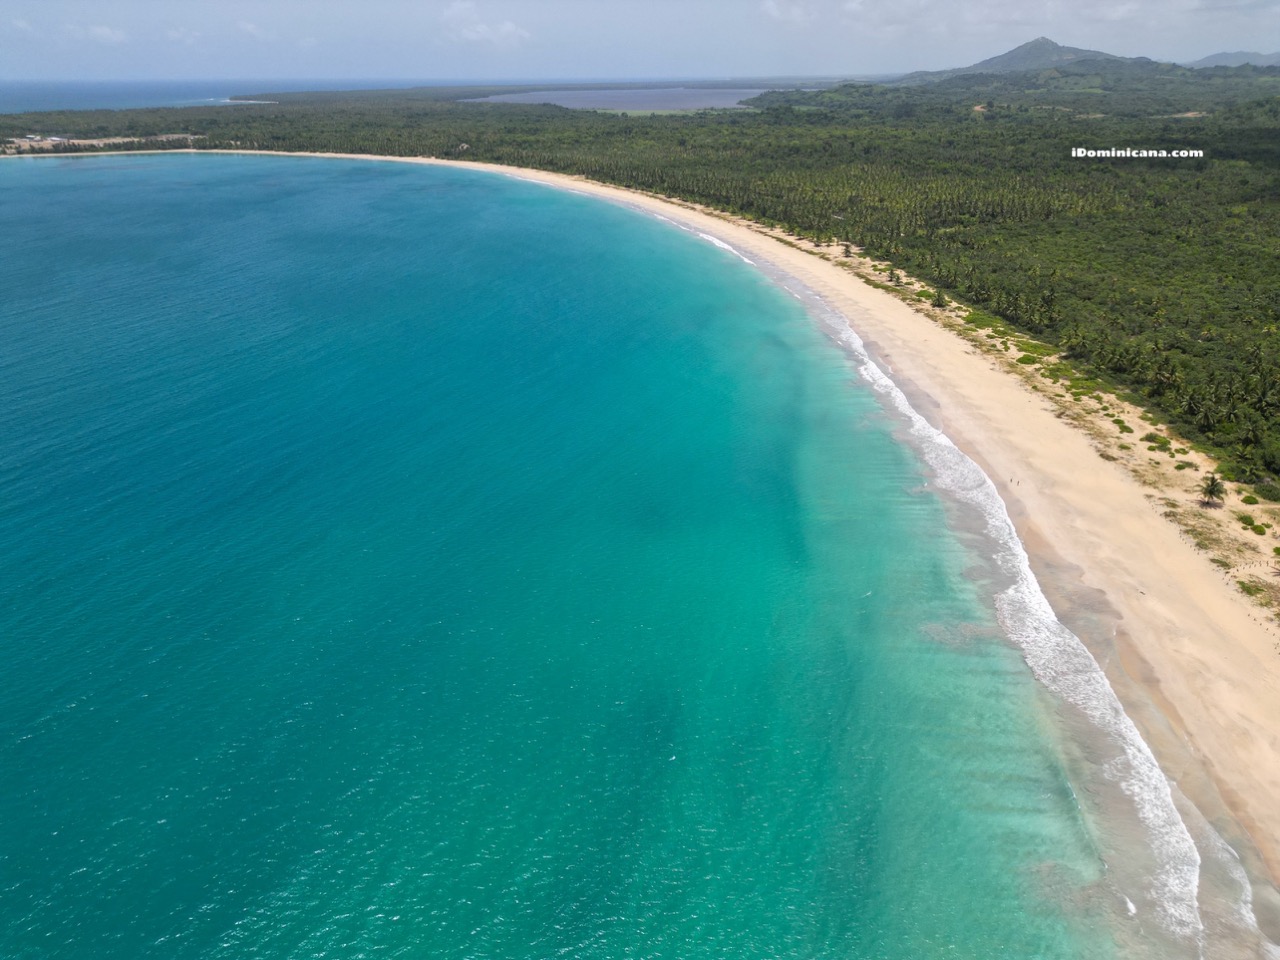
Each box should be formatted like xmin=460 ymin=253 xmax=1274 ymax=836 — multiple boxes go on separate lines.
xmin=1199 ymin=472 xmax=1226 ymax=507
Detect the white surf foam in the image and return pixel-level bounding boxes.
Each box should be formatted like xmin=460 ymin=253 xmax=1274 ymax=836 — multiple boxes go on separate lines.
xmin=530 ymin=178 xmax=1269 ymax=955
xmin=839 ymin=315 xmax=1206 ymax=945
xmin=520 ymin=183 xmax=1264 ymax=952
xmin=715 ymin=263 xmax=1210 ymax=947
xmin=695 ymin=232 xmax=755 ymax=265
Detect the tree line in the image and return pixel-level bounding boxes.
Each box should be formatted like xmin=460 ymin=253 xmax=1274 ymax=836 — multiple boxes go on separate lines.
xmin=3 ymin=68 xmax=1278 ymax=492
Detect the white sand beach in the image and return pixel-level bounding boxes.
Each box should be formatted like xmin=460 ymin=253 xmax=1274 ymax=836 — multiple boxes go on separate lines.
xmin=21 ymin=146 xmax=1279 ymax=920
xmin=424 ymin=157 xmax=1280 ymax=901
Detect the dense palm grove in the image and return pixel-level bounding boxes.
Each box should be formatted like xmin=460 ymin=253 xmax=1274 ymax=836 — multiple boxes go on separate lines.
xmin=5 ymin=63 xmax=1279 ymax=493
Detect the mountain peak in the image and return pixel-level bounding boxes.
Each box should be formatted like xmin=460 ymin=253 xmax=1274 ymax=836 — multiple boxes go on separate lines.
xmin=891 ymin=37 xmax=1128 ymax=85
xmin=971 ymin=37 xmax=1122 ymax=72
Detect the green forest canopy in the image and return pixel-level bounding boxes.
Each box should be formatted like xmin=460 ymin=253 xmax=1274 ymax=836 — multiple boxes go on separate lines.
xmin=5 ymin=62 xmax=1279 ymax=494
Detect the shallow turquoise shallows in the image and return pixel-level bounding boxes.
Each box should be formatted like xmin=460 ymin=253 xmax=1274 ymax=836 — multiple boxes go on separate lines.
xmin=1 ymin=154 xmax=1114 ymax=958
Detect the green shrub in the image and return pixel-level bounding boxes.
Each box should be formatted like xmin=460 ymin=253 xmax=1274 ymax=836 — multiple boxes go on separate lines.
xmin=1016 ymin=354 xmax=1037 ymax=364
xmin=1262 ymin=439 xmax=1280 ymax=476
xmin=1254 ymin=482 xmax=1280 ymax=502
xmin=1241 ymin=495 xmax=1259 ymax=505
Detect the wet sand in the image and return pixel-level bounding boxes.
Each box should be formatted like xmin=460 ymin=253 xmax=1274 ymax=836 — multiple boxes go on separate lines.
xmin=16 ymin=147 xmax=1279 ymax=943
xmin=412 ymin=158 xmax=1280 ymax=918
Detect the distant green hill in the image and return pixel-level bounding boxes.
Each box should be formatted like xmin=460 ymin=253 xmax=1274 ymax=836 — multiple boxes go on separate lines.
xmin=750 ymin=56 xmax=1280 ymax=119
xmin=1187 ymin=51 xmax=1280 ymax=68
xmin=894 ymin=37 xmax=1129 ymax=85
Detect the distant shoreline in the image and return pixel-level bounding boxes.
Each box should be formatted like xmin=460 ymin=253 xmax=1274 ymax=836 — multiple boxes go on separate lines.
xmin=15 ymin=147 xmax=1280 ymax=920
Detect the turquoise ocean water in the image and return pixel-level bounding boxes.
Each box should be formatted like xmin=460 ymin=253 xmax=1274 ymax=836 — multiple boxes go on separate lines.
xmin=0 ymin=154 xmax=1233 ymax=957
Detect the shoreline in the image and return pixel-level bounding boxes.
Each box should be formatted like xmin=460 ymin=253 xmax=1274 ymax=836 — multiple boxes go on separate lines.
xmin=447 ymin=153 xmax=1280 ymax=889
xmin=15 ymin=148 xmax=1280 ymax=926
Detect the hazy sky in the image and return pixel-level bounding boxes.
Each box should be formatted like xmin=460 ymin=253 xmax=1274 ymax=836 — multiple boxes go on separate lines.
xmin=2 ymin=0 xmax=1277 ymax=81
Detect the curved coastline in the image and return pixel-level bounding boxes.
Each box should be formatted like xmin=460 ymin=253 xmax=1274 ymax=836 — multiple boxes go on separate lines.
xmin=431 ymin=153 xmax=1280 ymax=890
xmin=13 ymin=148 xmax=1280 ymax=950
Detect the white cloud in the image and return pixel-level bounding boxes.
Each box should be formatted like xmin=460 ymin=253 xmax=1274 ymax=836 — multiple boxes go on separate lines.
xmin=62 ymin=22 xmax=128 ymax=45
xmin=761 ymin=0 xmax=814 ymax=25
xmin=840 ymin=0 xmax=1234 ymax=33
xmin=166 ymin=26 xmax=200 ymax=45
xmin=841 ymin=0 xmax=938 ymax=36
xmin=237 ymin=20 xmax=272 ymax=41
xmin=441 ymin=1 xmax=530 ymax=48
xmin=88 ymin=24 xmax=127 ymax=44
xmin=955 ymin=0 xmax=1051 ymax=28
xmin=5 ymin=0 xmax=1274 ymax=83
xmin=1093 ymin=3 xmax=1140 ymax=20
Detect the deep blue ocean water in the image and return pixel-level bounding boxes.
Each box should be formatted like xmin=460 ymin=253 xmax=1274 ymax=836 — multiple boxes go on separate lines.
xmin=0 ymin=153 xmax=1210 ymax=958
xmin=0 ymin=81 xmax=433 ymax=114
xmin=0 ymin=82 xmax=772 ymax=115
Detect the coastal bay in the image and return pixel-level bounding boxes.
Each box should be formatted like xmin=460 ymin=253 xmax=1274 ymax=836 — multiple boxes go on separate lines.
xmin=322 ymin=150 xmax=1280 ymax=907
xmin=445 ymin=159 xmax=1280 ymax=923
xmin=2 ymin=151 xmax=1277 ymax=958
xmin=393 ymin=152 xmax=1280 ymax=943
